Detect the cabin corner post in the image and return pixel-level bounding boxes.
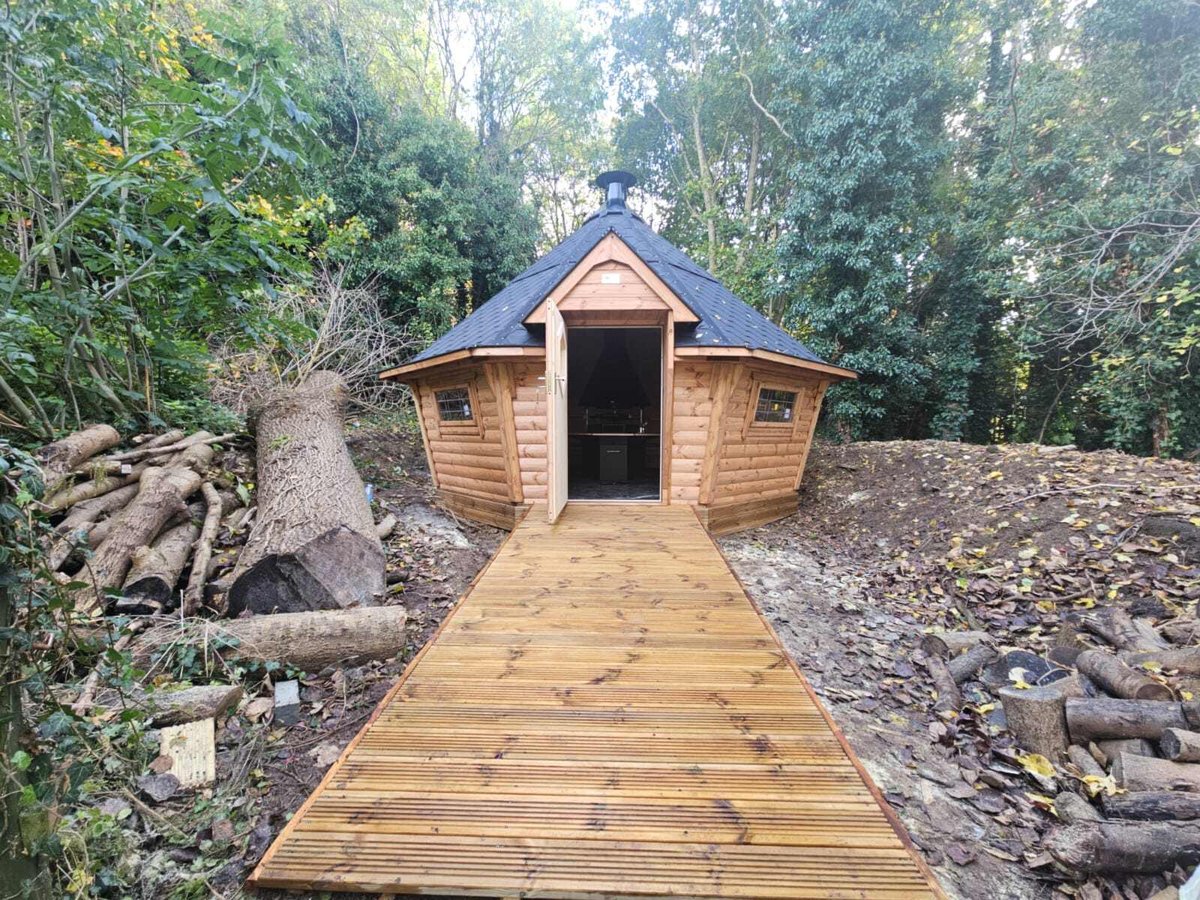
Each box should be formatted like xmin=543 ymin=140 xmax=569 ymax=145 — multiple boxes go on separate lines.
xmin=698 ymin=361 xmax=740 ymax=507
xmin=484 ymin=361 xmax=524 ymax=504
xmin=409 ymin=381 xmax=439 ymax=489
xmin=794 ymin=377 xmax=830 ymax=490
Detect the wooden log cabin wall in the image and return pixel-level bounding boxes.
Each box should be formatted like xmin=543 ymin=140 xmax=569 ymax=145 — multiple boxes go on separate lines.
xmin=383 ymin=171 xmax=855 ymax=535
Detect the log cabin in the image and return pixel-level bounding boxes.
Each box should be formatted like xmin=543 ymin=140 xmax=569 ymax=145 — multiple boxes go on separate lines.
xmin=380 ymin=171 xmax=856 ymax=534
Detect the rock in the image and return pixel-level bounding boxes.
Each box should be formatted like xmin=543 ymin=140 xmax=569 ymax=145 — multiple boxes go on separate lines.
xmin=402 ymin=503 xmax=471 ymax=549
xmin=137 ymin=773 xmax=180 ymax=804
xmin=981 ymin=650 xmax=1061 ymax=691
xmin=94 ymin=797 xmax=133 ymax=822
xmin=310 ymin=741 xmax=343 ymax=768
xmin=274 ymin=679 xmax=300 ymax=726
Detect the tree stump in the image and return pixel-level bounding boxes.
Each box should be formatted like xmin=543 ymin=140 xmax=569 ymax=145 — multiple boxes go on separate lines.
xmin=228 ymin=372 xmax=384 ymax=615
xmin=998 ymin=675 xmax=1084 ymax=759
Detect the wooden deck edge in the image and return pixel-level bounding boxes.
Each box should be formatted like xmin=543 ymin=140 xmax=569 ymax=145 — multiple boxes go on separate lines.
xmin=695 ymin=491 xmax=798 ymax=536
xmin=246 ymin=505 xmax=531 ymax=891
xmin=692 ymin=507 xmax=949 ymax=900
xmin=436 ymin=488 xmax=530 ymax=531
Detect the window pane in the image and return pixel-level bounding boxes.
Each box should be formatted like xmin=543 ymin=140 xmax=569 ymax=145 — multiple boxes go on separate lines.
xmin=755 ymin=387 xmax=796 ymax=423
xmin=435 ymin=387 xmax=473 ymax=422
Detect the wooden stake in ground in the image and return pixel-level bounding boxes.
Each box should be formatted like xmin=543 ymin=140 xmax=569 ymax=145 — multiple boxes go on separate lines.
xmin=36 ymin=424 xmax=121 ymax=494
xmin=74 ymin=467 xmax=201 ymax=614
xmin=134 ymin=605 xmax=407 ymax=672
xmin=182 ymin=483 xmax=222 ymax=616
xmin=227 ymin=372 xmax=385 ymax=615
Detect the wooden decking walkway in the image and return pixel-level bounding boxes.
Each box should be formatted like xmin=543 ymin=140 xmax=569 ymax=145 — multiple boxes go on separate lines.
xmin=249 ymin=504 xmax=942 ymax=898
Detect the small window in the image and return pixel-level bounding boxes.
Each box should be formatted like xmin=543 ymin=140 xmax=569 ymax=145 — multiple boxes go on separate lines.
xmin=435 ymin=387 xmax=473 ymax=422
xmin=755 ymin=387 xmax=796 ymax=423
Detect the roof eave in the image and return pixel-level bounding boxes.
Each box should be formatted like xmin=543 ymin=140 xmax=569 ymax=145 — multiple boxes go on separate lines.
xmin=379 ymin=346 xmax=546 ymax=381
xmin=673 ymin=346 xmax=858 ymax=381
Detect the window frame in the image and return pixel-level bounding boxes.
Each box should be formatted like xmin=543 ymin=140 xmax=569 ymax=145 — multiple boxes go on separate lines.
xmin=743 ymin=375 xmax=804 ymax=439
xmin=434 ymin=385 xmax=475 ymax=423
xmin=428 ymin=379 xmax=484 ymax=437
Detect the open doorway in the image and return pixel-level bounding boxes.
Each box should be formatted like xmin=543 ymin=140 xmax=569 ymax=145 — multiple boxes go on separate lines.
xmin=567 ymin=327 xmax=661 ymax=501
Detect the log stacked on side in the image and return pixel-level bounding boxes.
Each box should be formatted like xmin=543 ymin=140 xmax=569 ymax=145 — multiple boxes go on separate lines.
xmin=971 ymin=603 xmax=1200 ymax=878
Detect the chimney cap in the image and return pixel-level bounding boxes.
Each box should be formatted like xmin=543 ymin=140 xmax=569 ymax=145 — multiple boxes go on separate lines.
xmin=595 ymin=170 xmax=637 ymax=208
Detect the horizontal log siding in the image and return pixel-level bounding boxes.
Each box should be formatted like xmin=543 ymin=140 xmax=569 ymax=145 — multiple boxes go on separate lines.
xmin=512 ymin=362 xmax=549 ymax=501
xmin=418 ymin=371 xmax=511 ymax=501
xmin=711 ymin=367 xmax=824 ymax=507
xmin=669 ymin=362 xmax=711 ymax=504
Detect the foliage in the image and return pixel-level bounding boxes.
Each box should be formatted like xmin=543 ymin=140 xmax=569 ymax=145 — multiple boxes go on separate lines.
xmin=610 ymin=0 xmax=796 ymax=319
xmin=0 ymin=0 xmax=322 ymax=438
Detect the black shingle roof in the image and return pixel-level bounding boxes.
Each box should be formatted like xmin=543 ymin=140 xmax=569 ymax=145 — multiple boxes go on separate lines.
xmin=405 ymin=202 xmax=829 ymax=367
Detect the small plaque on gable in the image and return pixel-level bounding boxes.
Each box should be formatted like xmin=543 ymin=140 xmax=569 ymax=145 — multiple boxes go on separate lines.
xmin=600 ymin=272 xmax=621 ymax=284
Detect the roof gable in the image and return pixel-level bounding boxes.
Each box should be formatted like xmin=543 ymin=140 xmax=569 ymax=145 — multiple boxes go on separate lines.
xmin=523 ymin=233 xmax=699 ymax=324
xmin=394 ymin=202 xmax=842 ymax=375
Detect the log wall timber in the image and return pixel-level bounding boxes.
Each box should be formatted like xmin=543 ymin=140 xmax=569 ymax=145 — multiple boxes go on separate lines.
xmin=511 ymin=362 xmax=548 ymax=502
xmin=435 ymin=489 xmax=529 ymax=531
xmin=413 ymin=364 xmax=512 ymax=503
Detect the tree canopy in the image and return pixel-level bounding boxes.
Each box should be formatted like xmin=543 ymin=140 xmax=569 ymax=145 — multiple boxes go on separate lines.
xmin=2 ymin=0 xmax=1197 ymax=457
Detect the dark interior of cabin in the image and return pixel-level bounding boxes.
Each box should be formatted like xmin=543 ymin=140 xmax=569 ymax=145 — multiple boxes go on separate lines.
xmin=567 ymin=327 xmax=661 ymax=500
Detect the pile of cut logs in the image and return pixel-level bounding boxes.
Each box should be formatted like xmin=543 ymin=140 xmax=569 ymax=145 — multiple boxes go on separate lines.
xmin=925 ymin=605 xmax=1200 ymax=878
xmin=37 ymin=371 xmax=393 ymax=622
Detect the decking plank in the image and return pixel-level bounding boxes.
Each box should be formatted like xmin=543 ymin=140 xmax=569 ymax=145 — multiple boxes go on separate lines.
xmin=248 ymin=504 xmax=942 ymax=898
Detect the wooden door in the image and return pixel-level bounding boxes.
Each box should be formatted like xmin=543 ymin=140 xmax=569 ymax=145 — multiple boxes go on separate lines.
xmin=546 ymin=300 xmax=568 ymax=523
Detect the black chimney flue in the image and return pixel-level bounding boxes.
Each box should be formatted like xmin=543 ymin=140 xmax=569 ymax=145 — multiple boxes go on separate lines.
xmin=595 ymin=170 xmax=637 ymax=209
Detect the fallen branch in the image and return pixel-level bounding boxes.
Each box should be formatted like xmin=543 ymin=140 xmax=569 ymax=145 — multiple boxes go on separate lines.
xmin=182 ymin=483 xmax=223 ymax=616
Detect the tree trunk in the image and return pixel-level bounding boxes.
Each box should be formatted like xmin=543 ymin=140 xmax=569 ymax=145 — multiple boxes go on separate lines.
xmin=134 ymin=605 xmax=407 ymax=672
xmin=1067 ymin=744 xmax=1106 ymax=780
xmin=1055 ymin=791 xmax=1102 ymax=824
xmin=74 ymin=467 xmax=201 ymax=613
xmin=1113 ymin=751 xmax=1200 ymax=792
xmin=1076 ymin=650 xmax=1173 ymax=701
xmin=45 ymin=461 xmax=148 ymax=512
xmin=948 ymin=642 xmax=997 ymax=684
xmin=228 ymin=372 xmax=384 ymax=615
xmin=924 ymin=654 xmax=961 ymax=712
xmin=36 ymin=423 xmax=121 ymax=493
xmin=1045 ymin=822 xmax=1200 ymax=874
xmin=1065 ymin=698 xmax=1199 ymax=743
xmin=1102 ymin=790 xmax=1200 ymax=821
xmin=919 ymin=630 xmax=990 ymax=658
xmin=46 ymin=483 xmax=140 ymax=570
